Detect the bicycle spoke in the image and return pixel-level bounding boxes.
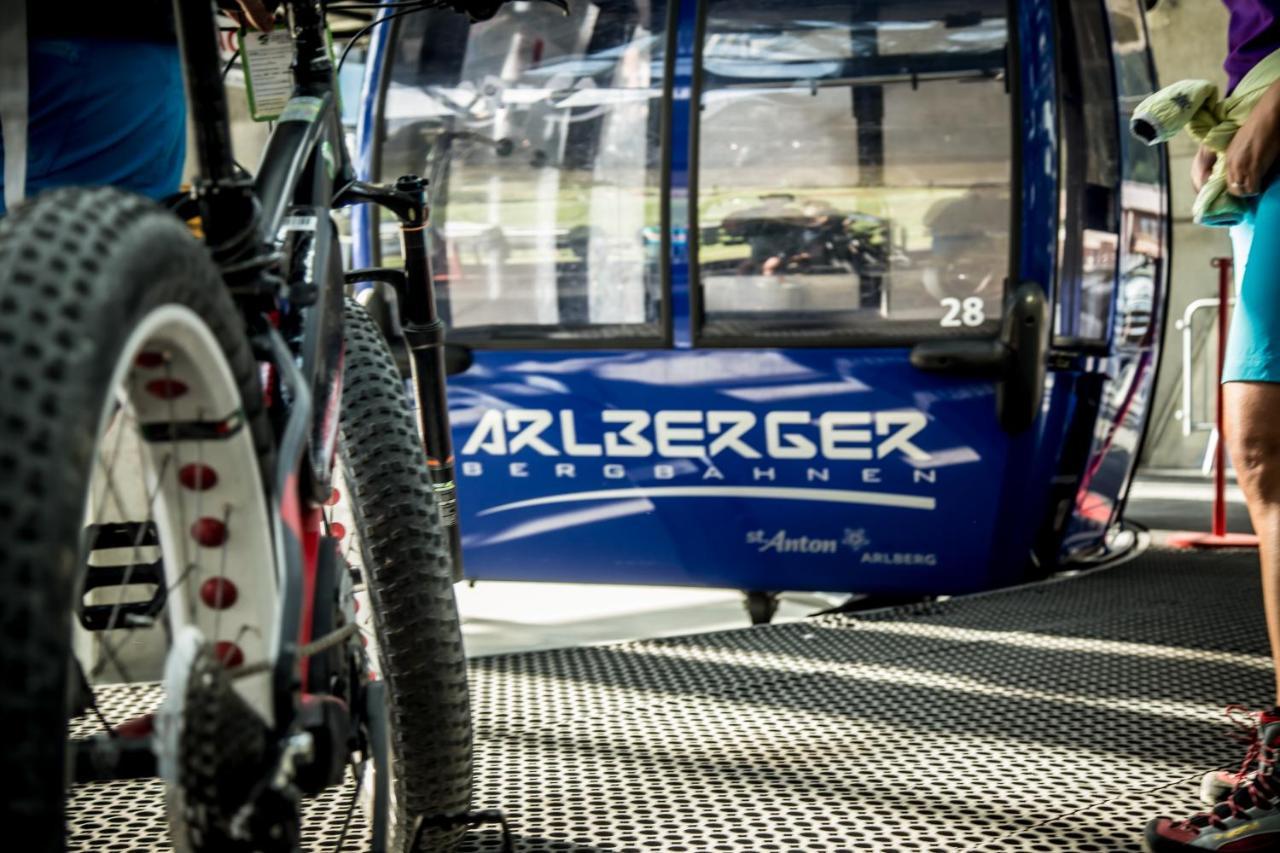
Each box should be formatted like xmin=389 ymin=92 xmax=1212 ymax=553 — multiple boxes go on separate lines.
xmin=164 ymin=360 xmax=194 ymax=627
xmin=85 ymin=692 xmax=116 ymax=736
xmin=73 ymin=655 xmax=119 ymax=735
xmin=90 ymin=359 xmax=222 ymax=679
xmin=88 ymin=402 xmax=130 ymax=526
xmin=88 ymin=399 xmax=165 ymax=682
xmin=211 ymin=502 xmax=234 ymax=655
xmin=334 ymin=757 xmax=365 ymax=852
xmin=100 ymin=446 xmax=168 ymax=632
xmin=89 ymin=627 xmax=140 ymax=686
xmin=87 ymin=443 xmax=171 ymax=683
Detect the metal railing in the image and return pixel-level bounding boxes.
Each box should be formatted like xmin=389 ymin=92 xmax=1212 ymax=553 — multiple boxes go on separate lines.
xmin=1175 ymin=293 xmax=1229 ymax=441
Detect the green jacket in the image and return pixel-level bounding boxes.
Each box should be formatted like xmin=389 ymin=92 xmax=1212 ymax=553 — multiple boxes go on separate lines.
xmin=1131 ymin=46 xmax=1280 ymax=227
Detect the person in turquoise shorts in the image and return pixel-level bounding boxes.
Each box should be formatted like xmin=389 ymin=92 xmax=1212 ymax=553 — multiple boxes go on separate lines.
xmin=1145 ymin=2 xmax=1280 ymax=851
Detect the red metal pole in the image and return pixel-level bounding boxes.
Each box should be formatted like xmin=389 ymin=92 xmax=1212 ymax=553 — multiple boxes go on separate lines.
xmin=1213 ymin=257 xmax=1230 ymax=538
xmin=1167 ymin=257 xmax=1257 ymax=549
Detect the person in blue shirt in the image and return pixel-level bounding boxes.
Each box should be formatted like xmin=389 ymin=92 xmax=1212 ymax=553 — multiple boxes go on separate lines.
xmin=0 ymin=0 xmax=273 ymax=215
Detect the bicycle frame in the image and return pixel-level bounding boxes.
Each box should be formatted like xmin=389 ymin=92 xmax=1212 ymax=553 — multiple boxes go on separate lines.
xmin=171 ymin=0 xmax=460 ymax=731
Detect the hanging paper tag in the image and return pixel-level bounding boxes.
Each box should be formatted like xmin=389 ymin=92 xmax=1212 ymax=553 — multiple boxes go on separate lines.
xmin=238 ymin=29 xmax=295 ymax=122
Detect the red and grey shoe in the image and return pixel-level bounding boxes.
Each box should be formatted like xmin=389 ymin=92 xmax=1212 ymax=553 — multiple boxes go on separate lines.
xmin=1200 ymin=707 xmax=1269 ymax=805
xmin=1200 ymin=769 xmax=1253 ymax=806
xmin=1145 ymin=707 xmax=1280 ymax=852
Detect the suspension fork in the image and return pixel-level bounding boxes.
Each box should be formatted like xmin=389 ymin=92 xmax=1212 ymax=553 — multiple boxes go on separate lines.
xmin=338 ymin=178 xmax=463 ymax=580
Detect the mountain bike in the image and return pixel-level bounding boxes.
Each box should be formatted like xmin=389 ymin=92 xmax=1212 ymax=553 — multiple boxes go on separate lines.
xmin=0 ymin=1 xmax=557 ymax=849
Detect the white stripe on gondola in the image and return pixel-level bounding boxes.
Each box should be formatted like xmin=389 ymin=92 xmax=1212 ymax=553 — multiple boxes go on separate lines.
xmin=478 ymin=486 xmax=936 ymax=515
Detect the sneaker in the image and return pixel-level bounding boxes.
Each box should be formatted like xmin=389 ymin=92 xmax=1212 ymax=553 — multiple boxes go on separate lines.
xmin=1145 ymin=707 xmax=1280 ymax=852
xmin=1200 ymin=769 xmax=1253 ymax=806
xmin=1199 ymin=707 xmax=1268 ymax=805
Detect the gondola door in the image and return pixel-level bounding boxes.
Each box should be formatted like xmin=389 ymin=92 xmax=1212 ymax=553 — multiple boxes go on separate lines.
xmin=658 ymin=0 xmax=1062 ymax=593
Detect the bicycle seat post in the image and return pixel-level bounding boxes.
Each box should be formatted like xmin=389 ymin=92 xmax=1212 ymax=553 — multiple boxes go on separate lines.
xmin=171 ymin=0 xmax=259 ymax=256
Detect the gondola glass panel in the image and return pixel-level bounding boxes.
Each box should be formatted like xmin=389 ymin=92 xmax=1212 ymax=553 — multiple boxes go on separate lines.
xmin=1054 ymin=0 xmax=1121 ymax=346
xmin=379 ymin=2 xmax=668 ymax=341
xmin=696 ymin=0 xmax=1012 ymax=343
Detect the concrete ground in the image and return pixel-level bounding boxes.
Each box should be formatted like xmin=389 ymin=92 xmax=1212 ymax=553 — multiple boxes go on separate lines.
xmin=1126 ymin=467 xmax=1254 ymax=542
xmin=456 ymin=582 xmax=843 ymax=657
xmin=455 ymin=468 xmax=1247 ymax=658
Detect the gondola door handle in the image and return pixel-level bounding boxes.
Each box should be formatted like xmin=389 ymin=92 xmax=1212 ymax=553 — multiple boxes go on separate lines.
xmin=910 ymin=281 xmax=1049 ymax=433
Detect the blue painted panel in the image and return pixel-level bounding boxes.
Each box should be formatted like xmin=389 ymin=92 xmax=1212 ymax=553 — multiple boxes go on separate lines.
xmin=350 ymin=0 xmax=394 ymax=270
xmin=985 ymin=0 xmax=1062 ymax=578
xmin=669 ymin=0 xmax=698 ymax=348
xmin=1018 ymin=0 xmax=1060 ymax=293
xmin=450 ymin=348 xmax=1009 ymax=593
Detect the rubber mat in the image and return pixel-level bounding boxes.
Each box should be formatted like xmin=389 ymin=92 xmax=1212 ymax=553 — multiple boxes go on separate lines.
xmin=68 ymin=548 xmax=1271 ymax=851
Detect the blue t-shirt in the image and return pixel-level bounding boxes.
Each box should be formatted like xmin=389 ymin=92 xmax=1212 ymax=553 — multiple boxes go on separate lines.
xmin=0 ymin=39 xmax=185 ymax=216
xmin=1224 ymin=0 xmax=1280 ymax=90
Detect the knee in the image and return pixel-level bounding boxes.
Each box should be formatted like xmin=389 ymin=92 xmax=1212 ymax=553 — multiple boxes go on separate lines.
xmin=1230 ymin=431 xmax=1280 ymax=499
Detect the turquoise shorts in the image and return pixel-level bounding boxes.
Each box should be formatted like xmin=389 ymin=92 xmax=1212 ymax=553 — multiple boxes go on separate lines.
xmin=1225 ymin=176 xmax=1280 ymax=384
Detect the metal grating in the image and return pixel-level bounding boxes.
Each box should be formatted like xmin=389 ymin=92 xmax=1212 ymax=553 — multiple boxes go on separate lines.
xmin=68 ymin=687 xmax=371 ymax=851
xmin=69 ymin=549 xmax=1271 ymax=851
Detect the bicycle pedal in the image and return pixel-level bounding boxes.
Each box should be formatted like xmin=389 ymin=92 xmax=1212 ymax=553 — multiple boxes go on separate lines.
xmin=412 ymin=808 xmax=516 ymax=852
xmin=80 ymin=523 xmax=167 ymax=631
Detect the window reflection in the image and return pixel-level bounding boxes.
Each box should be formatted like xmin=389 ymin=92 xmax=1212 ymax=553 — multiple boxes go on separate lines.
xmin=1107 ymin=0 xmax=1166 ymax=348
xmin=381 ymin=1 xmax=667 ymax=340
xmin=697 ymin=0 xmax=1012 ymax=342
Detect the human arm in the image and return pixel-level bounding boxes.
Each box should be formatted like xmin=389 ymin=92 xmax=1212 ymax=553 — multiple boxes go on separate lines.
xmin=220 ymin=0 xmax=276 ymax=31
xmin=1225 ymin=79 xmax=1280 ymax=196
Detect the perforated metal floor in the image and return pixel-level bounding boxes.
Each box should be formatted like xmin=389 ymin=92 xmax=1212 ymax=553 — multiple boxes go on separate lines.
xmin=70 ymin=548 xmax=1272 ymax=852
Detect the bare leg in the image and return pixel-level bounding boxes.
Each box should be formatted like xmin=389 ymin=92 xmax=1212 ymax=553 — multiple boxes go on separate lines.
xmin=1225 ymin=382 xmax=1280 ymax=706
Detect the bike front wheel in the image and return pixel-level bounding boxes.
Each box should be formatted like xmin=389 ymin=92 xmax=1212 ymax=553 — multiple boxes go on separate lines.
xmin=330 ymin=299 xmax=473 ymax=851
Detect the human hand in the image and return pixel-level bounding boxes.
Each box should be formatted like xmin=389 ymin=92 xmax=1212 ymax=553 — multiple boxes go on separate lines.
xmin=1226 ymin=85 xmax=1280 ymax=196
xmin=1191 ymin=144 xmax=1217 ymax=193
xmin=222 ymin=0 xmax=276 ymax=31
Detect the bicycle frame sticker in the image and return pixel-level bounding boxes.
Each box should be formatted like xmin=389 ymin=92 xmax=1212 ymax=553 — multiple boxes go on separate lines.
xmin=278 ymin=96 xmax=325 ymax=125
xmin=239 ymin=29 xmax=294 ymax=121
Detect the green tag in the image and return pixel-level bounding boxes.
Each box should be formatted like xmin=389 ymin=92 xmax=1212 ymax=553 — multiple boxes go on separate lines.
xmin=238 ymin=29 xmax=295 ymax=122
